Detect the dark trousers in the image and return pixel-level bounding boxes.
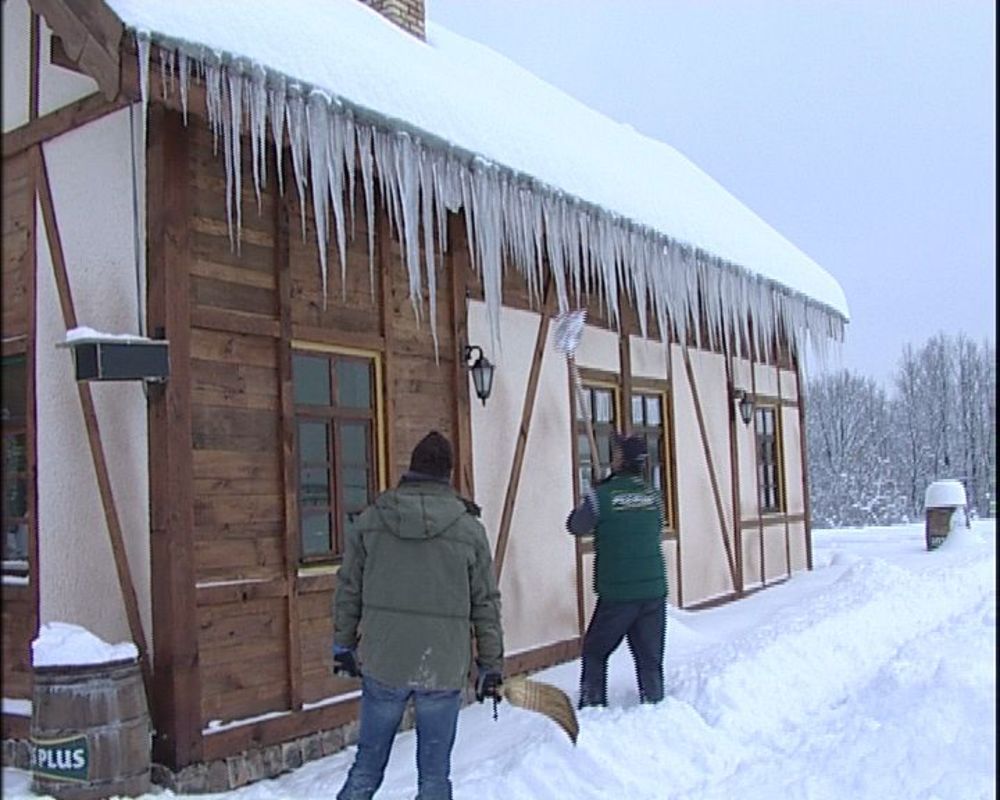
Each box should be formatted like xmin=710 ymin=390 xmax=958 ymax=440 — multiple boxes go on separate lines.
xmin=337 ymin=675 xmax=462 ymax=800
xmin=579 ymin=597 xmax=666 ymax=708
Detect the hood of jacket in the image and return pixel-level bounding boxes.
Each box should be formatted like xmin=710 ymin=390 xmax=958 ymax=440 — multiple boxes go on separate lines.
xmin=371 ymin=478 xmax=468 ymax=541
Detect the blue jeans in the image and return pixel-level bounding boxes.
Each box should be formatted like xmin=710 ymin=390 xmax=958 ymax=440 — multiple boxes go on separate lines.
xmin=337 ymin=675 xmax=462 ymax=800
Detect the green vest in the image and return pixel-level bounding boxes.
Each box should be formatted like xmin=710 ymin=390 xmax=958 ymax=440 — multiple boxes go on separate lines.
xmin=593 ymin=473 xmax=667 ymax=602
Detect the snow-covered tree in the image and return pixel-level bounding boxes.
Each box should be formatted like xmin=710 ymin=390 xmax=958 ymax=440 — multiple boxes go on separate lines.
xmin=806 ymin=370 xmax=908 ymax=528
xmin=806 ymin=333 xmax=995 ymax=527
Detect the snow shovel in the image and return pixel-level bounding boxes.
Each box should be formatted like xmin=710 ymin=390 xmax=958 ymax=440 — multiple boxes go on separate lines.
xmin=500 ymin=675 xmax=579 ymax=745
xmin=553 ymin=309 xmax=601 ymax=484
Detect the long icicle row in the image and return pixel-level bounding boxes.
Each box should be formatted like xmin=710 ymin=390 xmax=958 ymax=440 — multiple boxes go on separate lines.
xmin=136 ymin=36 xmax=846 ymax=367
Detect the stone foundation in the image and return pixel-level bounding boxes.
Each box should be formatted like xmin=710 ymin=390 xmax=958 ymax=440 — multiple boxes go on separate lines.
xmin=5 ymin=698 xmax=429 ymax=793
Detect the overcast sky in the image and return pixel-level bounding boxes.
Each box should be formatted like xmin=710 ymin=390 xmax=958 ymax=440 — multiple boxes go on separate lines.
xmin=427 ymin=0 xmax=996 ymax=389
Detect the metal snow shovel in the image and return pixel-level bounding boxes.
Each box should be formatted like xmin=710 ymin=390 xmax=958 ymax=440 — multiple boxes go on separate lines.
xmin=554 ymin=309 xmax=601 ymax=484
xmin=497 ymin=676 xmax=579 ymax=745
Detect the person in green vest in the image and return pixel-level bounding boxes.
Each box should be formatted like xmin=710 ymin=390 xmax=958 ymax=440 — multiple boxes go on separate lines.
xmin=566 ymin=432 xmax=667 ymax=709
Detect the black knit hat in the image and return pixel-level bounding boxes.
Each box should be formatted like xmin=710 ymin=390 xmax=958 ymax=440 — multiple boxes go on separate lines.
xmin=612 ymin=432 xmax=647 ymax=471
xmin=409 ymin=431 xmax=453 ymax=479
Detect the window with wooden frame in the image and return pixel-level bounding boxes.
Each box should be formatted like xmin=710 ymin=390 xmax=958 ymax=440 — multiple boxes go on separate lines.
xmin=2 ymin=354 xmax=29 ymax=577
xmin=575 ymin=381 xmax=620 ymax=497
xmin=292 ymin=348 xmax=380 ymax=562
xmin=755 ymin=405 xmax=784 ymax=513
xmin=630 ymin=387 xmax=675 ymax=529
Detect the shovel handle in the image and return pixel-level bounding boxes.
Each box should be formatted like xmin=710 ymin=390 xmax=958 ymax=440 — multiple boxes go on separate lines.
xmin=568 ymin=355 xmax=601 ymax=484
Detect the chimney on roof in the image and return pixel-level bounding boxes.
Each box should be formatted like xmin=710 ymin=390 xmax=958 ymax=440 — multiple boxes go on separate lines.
xmin=360 ymin=0 xmax=425 ymax=39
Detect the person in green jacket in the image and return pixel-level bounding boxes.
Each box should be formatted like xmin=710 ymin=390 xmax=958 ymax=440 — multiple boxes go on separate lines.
xmin=566 ymin=432 xmax=667 ymax=709
xmin=333 ymin=430 xmax=503 ymax=800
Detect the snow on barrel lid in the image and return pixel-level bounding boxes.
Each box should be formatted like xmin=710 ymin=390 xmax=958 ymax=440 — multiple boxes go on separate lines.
xmin=924 ymin=480 xmax=968 ymax=510
xmin=32 ymin=622 xmax=138 ymax=668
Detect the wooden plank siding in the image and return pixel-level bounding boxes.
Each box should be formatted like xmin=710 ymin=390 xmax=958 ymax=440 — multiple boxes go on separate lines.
xmin=158 ymin=109 xmax=464 ymax=743
xmin=2 ymin=151 xmax=33 ymax=337
xmin=2 ymin=136 xmax=39 ymax=731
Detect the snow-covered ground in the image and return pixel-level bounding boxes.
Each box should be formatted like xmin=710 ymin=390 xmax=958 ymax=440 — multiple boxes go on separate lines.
xmin=4 ymin=520 xmax=995 ymax=799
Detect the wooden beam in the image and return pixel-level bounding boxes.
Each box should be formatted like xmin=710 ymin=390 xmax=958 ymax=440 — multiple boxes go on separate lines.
xmin=27 ymin=136 xmax=42 ymax=674
xmin=29 ymin=12 xmax=40 ymax=121
xmin=750 ymin=351 xmax=765 ymax=581
xmin=377 ymin=205 xmax=397 ymax=485
xmin=724 ymin=356 xmax=744 ymax=596
xmin=2 ymin=91 xmax=128 ymax=159
xmin=777 ymin=368 xmax=791 ymax=578
xmin=667 ymin=345 xmax=684 ymax=609
xmin=618 ymin=296 xmax=634 ymax=435
xmin=145 ymin=107 xmax=203 ymax=768
xmin=795 ymin=359 xmax=814 ymax=571
xmin=681 ymin=348 xmax=739 ymax=592
xmin=493 ymin=283 xmax=553 ymax=579
xmin=27 ymin=0 xmax=122 ymax=100
xmin=275 ymin=146 xmax=302 ymax=712
xmin=447 ymin=212 xmax=475 ymax=500
xmin=33 ymin=145 xmax=152 ymax=694
xmin=49 ymin=34 xmax=82 ymax=73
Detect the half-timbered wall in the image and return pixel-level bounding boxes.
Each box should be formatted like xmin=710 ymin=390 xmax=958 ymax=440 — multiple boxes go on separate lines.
xmin=467 ymin=301 xmax=578 ymax=656
xmin=2 ymin=1 xmax=817 ymax=777
xmin=35 ymin=105 xmax=151 ymax=645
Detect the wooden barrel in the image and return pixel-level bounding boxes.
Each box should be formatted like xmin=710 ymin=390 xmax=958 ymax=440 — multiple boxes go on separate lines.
xmin=31 ymin=658 xmax=151 ymax=800
xmin=925 ymin=506 xmax=954 ymax=550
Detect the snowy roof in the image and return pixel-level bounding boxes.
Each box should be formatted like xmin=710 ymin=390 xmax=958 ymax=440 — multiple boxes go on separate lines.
xmin=105 ymin=0 xmax=848 ymax=357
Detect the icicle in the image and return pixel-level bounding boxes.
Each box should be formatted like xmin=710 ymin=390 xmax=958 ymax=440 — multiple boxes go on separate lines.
xmin=357 ymin=124 xmax=376 ymax=299
xmin=135 ymin=32 xmax=151 ymax=126
xmin=306 ymin=93 xmax=332 ymax=298
xmin=285 ymin=86 xmax=309 ymax=240
xmin=128 ymin=28 xmax=849 ymax=366
xmin=466 ymin=164 xmax=504 ymax=354
xmin=419 ymin=150 xmax=440 ymax=358
xmin=204 ymin=59 xmax=223 ymax=157
xmin=395 ymin=133 xmax=424 ymax=323
xmin=342 ymin=110 xmax=357 ymax=239
xmin=542 ymin=195 xmax=569 ymax=315
xmin=249 ymin=63 xmax=268 ymax=212
xmin=158 ymin=48 xmax=169 ymax=101
xmin=178 ymin=50 xmax=190 ymax=125
xmin=224 ymin=63 xmax=245 ymax=253
xmin=431 ymin=153 xmax=449 ymax=269
xmin=371 ymin=131 xmax=400 ymax=261
xmin=268 ymin=75 xmax=287 ymax=195
xmin=327 ymin=107 xmax=349 ymax=298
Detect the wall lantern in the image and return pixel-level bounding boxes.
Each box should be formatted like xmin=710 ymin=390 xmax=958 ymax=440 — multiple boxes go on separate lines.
xmin=58 ymin=330 xmax=169 ymax=384
xmin=733 ymin=388 xmax=754 ymax=425
xmin=463 ymin=345 xmax=495 ymax=406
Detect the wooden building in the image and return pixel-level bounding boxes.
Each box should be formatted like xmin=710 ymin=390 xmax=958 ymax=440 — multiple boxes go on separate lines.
xmin=2 ymin=0 xmax=849 ymax=790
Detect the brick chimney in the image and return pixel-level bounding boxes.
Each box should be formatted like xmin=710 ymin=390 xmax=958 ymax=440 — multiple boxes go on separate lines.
xmin=360 ymin=0 xmax=425 ymax=39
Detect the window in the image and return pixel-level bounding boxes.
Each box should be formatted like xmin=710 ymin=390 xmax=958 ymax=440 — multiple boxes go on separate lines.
xmin=2 ymin=355 xmax=29 ymax=576
xmin=293 ymin=350 xmax=378 ymax=561
xmin=755 ymin=406 xmax=783 ymax=513
xmin=631 ymin=389 xmax=673 ymax=528
xmin=575 ymin=383 xmax=619 ymax=496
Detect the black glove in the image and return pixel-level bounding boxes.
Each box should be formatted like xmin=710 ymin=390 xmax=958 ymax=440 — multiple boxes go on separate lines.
xmin=333 ymin=645 xmax=361 ymax=678
xmin=475 ymin=670 xmax=503 ymax=703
